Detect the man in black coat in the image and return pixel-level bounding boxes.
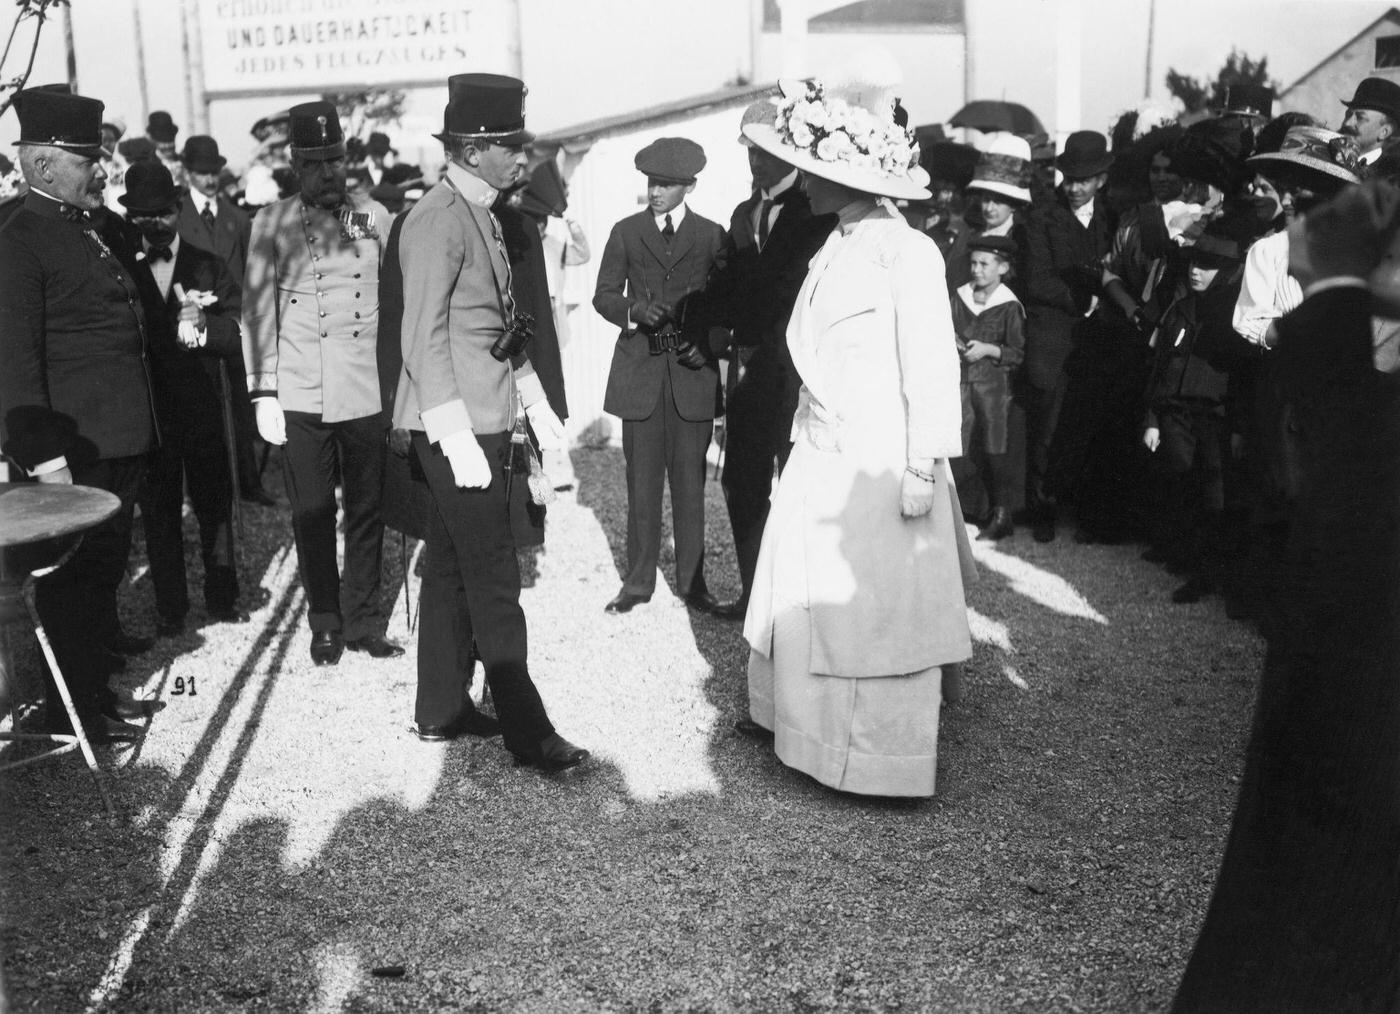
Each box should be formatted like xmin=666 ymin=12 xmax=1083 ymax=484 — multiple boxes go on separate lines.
xmin=0 ymin=90 xmax=158 ymax=743
xmin=702 ymin=102 xmax=834 ymax=612
xmin=121 ymin=160 xmax=250 ymax=636
xmin=1020 ymin=131 xmax=1115 ymax=542
xmin=176 ymin=134 xmax=271 ymax=507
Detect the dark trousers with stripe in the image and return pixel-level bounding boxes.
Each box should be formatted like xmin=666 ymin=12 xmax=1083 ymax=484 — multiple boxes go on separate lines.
xmin=412 ymin=431 xmax=553 ymax=757
xmin=282 ymin=410 xmax=386 ymax=640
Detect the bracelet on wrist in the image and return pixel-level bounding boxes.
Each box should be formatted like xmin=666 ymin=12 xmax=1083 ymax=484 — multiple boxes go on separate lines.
xmin=905 ymin=465 xmax=936 ymax=483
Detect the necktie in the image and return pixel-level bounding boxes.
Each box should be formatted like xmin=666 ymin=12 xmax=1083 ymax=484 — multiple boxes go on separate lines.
xmin=661 ymin=213 xmax=675 ymax=241
xmin=756 ymin=198 xmax=774 ymax=249
xmin=201 ymin=204 xmax=216 ymax=231
xmin=147 ymin=245 xmax=173 ymax=262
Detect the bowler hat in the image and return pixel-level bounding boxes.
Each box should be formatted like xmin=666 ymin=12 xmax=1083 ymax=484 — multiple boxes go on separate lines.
xmin=366 ymin=131 xmax=393 ymax=157
xmin=1056 ymin=131 xmax=1113 ymax=178
xmin=434 ymin=73 xmax=533 ymax=146
xmin=118 ymin=159 xmax=181 ymax=214
xmin=13 ymin=88 xmax=106 ymax=160
xmin=968 ymin=233 xmax=1018 ymax=259
xmin=1221 ymin=84 xmax=1274 ymax=120
xmin=146 ymin=110 xmax=178 ymax=143
xmin=118 ymin=136 xmax=157 ymax=163
xmin=635 ymin=137 xmax=706 ymax=184
xmin=1341 ymin=77 xmax=1400 ymax=123
xmin=180 ymin=135 xmax=227 ymax=173
xmin=288 ymin=101 xmax=346 ymax=159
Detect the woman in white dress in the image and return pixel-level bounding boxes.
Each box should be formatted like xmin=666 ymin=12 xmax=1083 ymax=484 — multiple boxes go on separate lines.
xmin=740 ymin=71 xmax=975 ymax=798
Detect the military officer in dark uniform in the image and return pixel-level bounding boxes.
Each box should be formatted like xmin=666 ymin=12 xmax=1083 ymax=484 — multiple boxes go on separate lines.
xmin=0 ymin=89 xmax=158 ymax=742
xmin=394 ymin=73 xmax=588 ymax=771
xmin=705 ymin=101 xmax=835 ymax=613
xmin=242 ymin=102 xmax=401 ymax=666
xmin=593 ymin=137 xmax=729 ymax=615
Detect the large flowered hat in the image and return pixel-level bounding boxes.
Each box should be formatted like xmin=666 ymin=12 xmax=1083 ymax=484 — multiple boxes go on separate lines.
xmin=1247 ymin=125 xmax=1362 ymax=185
xmin=741 ymin=55 xmax=929 ymax=201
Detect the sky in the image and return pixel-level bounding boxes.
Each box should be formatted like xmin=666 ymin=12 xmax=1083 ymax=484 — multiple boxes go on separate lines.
xmin=0 ymin=0 xmax=1394 ymax=165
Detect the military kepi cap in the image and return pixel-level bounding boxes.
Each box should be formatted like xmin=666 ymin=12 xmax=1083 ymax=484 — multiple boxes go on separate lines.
xmin=434 ymin=73 xmax=533 ymax=145
xmin=635 ymin=137 xmax=706 ymax=184
xmin=13 ymin=88 xmax=106 ymax=160
xmin=288 ymin=101 xmax=346 ymax=159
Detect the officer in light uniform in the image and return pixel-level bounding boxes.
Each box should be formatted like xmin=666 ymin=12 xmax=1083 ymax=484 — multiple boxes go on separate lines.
xmin=242 ymin=100 xmax=402 ymax=666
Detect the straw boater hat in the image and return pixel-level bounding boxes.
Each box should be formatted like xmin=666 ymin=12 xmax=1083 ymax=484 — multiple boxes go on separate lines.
xmin=967 ymin=134 xmax=1032 ymax=204
xmin=1247 ymin=125 xmax=1363 ymax=185
xmin=741 ymin=57 xmax=930 ymax=201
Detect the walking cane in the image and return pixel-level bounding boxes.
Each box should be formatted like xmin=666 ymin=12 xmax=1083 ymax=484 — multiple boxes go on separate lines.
xmin=217 ymin=359 xmax=243 ymax=575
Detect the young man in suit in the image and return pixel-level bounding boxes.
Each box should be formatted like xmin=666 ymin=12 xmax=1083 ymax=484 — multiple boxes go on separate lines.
xmin=242 ymin=101 xmax=401 ymax=666
xmin=593 ymin=137 xmax=729 ymax=615
xmin=703 ymin=101 xmax=835 ymax=614
xmin=176 ymin=134 xmax=272 ymax=507
xmin=120 ymin=160 xmax=250 ymax=636
xmin=1020 ymin=130 xmax=1115 ymax=542
xmin=0 ymin=89 xmax=158 ymax=742
xmin=394 ymin=72 xmax=588 ymax=771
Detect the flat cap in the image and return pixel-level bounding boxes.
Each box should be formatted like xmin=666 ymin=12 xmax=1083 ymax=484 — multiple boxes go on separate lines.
xmin=968 ymin=233 xmax=1018 ymax=258
xmin=635 ymin=137 xmax=706 ymax=184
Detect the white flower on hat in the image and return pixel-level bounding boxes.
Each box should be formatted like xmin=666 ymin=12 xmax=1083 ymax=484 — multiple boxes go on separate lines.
xmin=774 ymin=79 xmax=920 ymax=179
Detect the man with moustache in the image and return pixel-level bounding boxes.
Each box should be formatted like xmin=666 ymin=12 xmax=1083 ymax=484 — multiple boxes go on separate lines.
xmin=0 ymin=89 xmax=157 ymax=742
xmin=393 ymin=73 xmax=588 ymax=771
xmin=121 ymin=159 xmax=249 ymax=636
xmin=1339 ymin=77 xmax=1400 ymax=170
xmin=176 ymin=133 xmax=271 ymax=507
xmin=242 ymin=101 xmax=401 ymax=666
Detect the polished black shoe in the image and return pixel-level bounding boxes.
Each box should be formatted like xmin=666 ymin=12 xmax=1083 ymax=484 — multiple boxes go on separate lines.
xmin=344 ymin=634 xmax=404 ymax=658
xmin=104 ymin=697 xmax=166 ymax=721
xmin=310 ymin=630 xmax=344 ymax=666
xmin=52 ymin=713 xmax=144 ymax=744
xmin=604 ymin=590 xmax=650 ymax=614
xmin=976 ymin=508 xmax=1014 ymax=542
xmin=208 ymin=606 xmax=251 ymax=625
xmin=155 ymin=613 xmax=186 ymax=638
xmin=684 ymin=591 xmax=744 ymax=619
xmin=733 ymin=717 xmax=773 ymax=740
xmin=415 ymin=709 xmax=503 ymax=742
xmin=242 ymin=489 xmax=279 ymax=507
xmin=514 ymin=733 xmax=590 ymax=772
xmin=105 ymin=631 xmax=155 ymax=656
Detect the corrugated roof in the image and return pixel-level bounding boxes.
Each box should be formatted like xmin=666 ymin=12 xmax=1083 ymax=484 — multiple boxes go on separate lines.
xmin=535 ymin=82 xmax=778 ymax=148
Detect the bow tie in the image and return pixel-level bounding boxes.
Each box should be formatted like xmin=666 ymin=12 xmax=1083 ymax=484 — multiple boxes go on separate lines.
xmin=59 ymin=205 xmax=90 ymax=223
xmin=146 ymin=245 xmax=173 ymax=262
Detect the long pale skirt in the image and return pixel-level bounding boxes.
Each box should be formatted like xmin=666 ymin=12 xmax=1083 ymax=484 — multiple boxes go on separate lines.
xmin=746 ymin=484 xmax=943 ymax=798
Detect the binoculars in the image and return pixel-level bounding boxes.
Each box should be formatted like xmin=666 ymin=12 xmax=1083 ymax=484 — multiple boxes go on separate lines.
xmin=490 ymin=312 xmax=535 ymax=362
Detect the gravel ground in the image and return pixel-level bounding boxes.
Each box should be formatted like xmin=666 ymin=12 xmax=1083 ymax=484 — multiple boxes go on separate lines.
xmin=0 ymin=446 xmax=1262 ymax=1012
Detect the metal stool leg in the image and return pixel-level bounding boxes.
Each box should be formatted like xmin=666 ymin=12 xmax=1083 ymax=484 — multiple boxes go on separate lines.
xmin=25 ymin=587 xmax=116 ymax=818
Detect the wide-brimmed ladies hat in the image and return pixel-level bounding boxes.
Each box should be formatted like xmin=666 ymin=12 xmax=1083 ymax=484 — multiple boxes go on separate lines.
xmin=968 ymin=134 xmax=1032 ymax=204
xmin=1247 ymin=125 xmax=1362 ymax=184
xmin=741 ymin=57 xmax=929 ymax=201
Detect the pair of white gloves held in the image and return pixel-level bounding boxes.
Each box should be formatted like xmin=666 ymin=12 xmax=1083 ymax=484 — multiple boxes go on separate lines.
xmin=440 ymin=400 xmax=565 ymax=489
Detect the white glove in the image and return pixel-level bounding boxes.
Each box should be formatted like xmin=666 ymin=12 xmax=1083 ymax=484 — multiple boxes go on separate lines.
xmin=254 ymin=397 xmax=286 ymax=445
xmin=439 ymin=430 xmax=492 ymax=489
xmin=525 ymin=401 xmax=566 ymax=452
